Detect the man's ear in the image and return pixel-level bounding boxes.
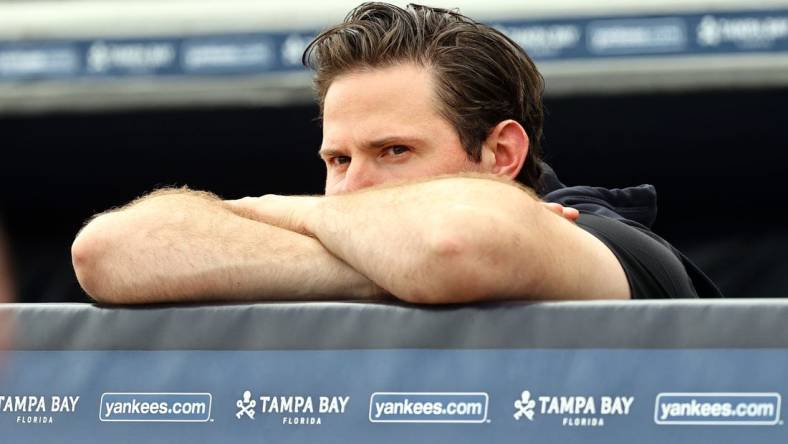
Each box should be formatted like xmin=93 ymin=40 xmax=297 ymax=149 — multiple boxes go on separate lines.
xmin=480 ymin=120 xmax=529 ymax=179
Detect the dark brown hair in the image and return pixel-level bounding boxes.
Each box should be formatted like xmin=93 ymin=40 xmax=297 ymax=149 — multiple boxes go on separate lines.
xmin=303 ymin=2 xmax=545 ymax=189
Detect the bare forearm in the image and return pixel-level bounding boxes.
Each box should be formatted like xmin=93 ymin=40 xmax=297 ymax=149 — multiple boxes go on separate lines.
xmin=305 ymin=175 xmax=539 ymax=302
xmin=72 ymin=190 xmax=383 ymax=304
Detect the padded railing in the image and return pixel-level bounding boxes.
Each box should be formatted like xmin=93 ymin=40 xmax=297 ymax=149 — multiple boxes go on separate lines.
xmin=0 ymin=300 xmax=786 ymax=442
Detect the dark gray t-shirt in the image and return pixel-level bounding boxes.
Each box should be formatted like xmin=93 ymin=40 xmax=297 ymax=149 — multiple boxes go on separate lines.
xmin=576 ymin=213 xmax=722 ymax=299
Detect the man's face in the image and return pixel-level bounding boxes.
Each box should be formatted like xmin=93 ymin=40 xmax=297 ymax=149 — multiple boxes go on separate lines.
xmin=320 ymin=63 xmax=486 ymax=196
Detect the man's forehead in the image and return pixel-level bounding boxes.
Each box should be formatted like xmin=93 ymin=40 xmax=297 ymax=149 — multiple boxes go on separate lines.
xmin=321 ymin=66 xmax=446 ymax=141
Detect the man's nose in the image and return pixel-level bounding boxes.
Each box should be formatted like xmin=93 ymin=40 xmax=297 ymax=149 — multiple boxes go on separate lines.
xmin=341 ymin=159 xmax=382 ymax=193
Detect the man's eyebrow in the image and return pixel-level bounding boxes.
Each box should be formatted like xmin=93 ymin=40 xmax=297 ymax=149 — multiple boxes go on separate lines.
xmin=317 ymin=148 xmax=340 ymax=159
xmin=367 ymin=136 xmax=422 ymax=148
xmin=318 ymin=136 xmax=423 ymax=158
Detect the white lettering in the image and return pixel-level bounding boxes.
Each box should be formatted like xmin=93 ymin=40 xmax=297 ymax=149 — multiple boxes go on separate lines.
xmin=319 ymin=396 xmax=350 ymax=414
xmin=0 ymin=396 xmax=48 ymax=413
xmin=50 ymin=396 xmax=78 ymax=413
xmin=621 ymin=396 xmax=634 ymax=414
xmin=601 ymin=396 xmax=633 ymax=415
xmin=259 ymin=396 xmax=270 ymax=412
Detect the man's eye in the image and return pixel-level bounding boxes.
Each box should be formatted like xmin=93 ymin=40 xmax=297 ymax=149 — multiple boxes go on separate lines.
xmin=330 ymin=156 xmax=351 ymax=166
xmin=386 ymin=146 xmax=410 ymax=156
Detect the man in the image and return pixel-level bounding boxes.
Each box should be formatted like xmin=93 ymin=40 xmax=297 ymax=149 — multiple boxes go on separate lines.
xmin=71 ymin=3 xmax=721 ymax=304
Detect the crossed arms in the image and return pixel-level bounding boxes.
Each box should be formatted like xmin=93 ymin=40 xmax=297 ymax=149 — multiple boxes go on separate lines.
xmin=71 ymin=174 xmax=630 ymax=304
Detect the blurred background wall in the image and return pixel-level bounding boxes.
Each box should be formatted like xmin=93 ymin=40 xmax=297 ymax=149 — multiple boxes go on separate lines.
xmin=1 ymin=0 xmax=787 ymax=302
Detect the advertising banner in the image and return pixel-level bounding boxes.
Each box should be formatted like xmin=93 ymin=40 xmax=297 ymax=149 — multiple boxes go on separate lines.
xmin=2 ymin=9 xmax=788 ymax=82
xmin=0 ymin=348 xmax=785 ymax=443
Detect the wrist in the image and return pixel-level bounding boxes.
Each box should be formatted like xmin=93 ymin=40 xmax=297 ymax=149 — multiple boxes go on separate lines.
xmin=302 ymin=195 xmax=330 ymax=236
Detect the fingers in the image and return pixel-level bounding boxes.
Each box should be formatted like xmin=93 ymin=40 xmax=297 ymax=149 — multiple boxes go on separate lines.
xmin=542 ymin=202 xmax=580 ymax=222
xmin=543 ymin=202 xmax=564 ymax=216
xmin=562 ymin=206 xmax=580 ymax=221
xmin=224 ymin=196 xmax=256 ymax=206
